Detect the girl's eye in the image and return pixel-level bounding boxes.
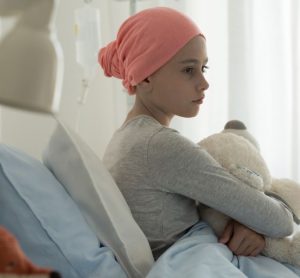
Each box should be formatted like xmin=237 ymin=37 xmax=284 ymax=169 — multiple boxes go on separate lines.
xmin=183 ymin=67 xmax=194 ymax=74
xmin=202 ymin=65 xmax=209 ymax=73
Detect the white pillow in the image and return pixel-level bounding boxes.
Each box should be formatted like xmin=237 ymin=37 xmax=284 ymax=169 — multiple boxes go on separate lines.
xmin=43 ymin=120 xmax=154 ymax=278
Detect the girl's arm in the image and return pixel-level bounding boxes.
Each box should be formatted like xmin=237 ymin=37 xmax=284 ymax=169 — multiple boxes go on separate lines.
xmin=147 ymin=129 xmax=294 ymax=238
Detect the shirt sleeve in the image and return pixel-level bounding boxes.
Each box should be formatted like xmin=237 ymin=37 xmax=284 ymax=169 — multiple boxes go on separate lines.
xmin=146 ymin=128 xmax=293 ymax=238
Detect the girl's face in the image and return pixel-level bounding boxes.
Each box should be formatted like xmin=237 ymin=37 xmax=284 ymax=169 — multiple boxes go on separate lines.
xmin=145 ymin=35 xmax=209 ymax=123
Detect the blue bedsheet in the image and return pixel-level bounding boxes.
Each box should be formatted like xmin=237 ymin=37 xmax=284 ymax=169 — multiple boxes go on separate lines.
xmin=147 ymin=222 xmax=300 ymax=278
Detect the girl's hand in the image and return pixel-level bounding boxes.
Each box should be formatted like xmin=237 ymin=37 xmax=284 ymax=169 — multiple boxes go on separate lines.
xmin=218 ymin=220 xmax=265 ymax=256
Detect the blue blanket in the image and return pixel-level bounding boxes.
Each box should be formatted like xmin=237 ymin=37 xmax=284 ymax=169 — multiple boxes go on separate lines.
xmin=147 ymin=222 xmax=300 ymax=278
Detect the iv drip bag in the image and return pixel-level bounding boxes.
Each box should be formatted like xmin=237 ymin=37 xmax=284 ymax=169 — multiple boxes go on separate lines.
xmin=74 ymin=3 xmax=101 ymax=79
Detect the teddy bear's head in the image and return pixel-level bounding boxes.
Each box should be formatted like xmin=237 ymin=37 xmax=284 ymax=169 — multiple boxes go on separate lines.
xmin=199 ymin=120 xmax=272 ymax=192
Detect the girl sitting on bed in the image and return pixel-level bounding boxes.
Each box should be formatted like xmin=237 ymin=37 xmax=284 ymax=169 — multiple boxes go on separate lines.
xmin=98 ymin=7 xmax=300 ymax=277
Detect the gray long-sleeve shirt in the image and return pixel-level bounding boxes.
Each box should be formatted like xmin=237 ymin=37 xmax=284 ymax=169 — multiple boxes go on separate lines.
xmin=103 ymin=115 xmax=293 ymax=259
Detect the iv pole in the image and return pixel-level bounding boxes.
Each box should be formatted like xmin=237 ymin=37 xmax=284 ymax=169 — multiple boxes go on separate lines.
xmin=74 ymin=0 xmax=101 ymax=132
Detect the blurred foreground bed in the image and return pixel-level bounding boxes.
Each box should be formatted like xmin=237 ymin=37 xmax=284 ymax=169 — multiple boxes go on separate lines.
xmin=1 ymin=121 xmax=300 ymax=278
xmin=0 ymin=121 xmax=153 ymax=278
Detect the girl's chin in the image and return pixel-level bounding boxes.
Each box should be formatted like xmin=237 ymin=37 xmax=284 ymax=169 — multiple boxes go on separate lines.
xmin=179 ymin=109 xmax=200 ymax=118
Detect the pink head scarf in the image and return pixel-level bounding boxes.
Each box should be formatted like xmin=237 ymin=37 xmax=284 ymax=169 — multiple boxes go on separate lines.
xmin=99 ymin=7 xmax=205 ymax=94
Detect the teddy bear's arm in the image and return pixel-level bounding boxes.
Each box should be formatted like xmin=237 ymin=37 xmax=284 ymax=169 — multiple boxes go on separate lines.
xmin=265 ymin=191 xmax=300 ymax=225
xmin=270 ymin=178 xmax=300 ymax=222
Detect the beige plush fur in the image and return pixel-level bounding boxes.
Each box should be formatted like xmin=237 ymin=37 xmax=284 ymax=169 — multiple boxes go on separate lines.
xmin=198 ymin=120 xmax=300 ymax=266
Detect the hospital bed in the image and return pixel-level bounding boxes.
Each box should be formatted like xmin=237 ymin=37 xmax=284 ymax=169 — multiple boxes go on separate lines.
xmin=2 ymin=117 xmax=300 ymax=278
xmin=1 ymin=1 xmax=300 ymax=277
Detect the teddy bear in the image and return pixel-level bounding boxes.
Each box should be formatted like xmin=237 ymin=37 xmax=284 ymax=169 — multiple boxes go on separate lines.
xmin=198 ymin=120 xmax=300 ymax=267
xmin=0 ymin=226 xmax=61 ymax=277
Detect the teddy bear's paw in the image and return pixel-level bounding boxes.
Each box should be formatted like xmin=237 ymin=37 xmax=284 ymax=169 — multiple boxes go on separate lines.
xmin=263 ymin=237 xmax=294 ymax=265
xmin=229 ymin=164 xmax=264 ymax=191
xmin=288 ymin=232 xmax=300 ymax=267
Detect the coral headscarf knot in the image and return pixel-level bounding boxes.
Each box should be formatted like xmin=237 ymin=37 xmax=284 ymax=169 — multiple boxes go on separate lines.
xmin=99 ymin=7 xmax=204 ymax=94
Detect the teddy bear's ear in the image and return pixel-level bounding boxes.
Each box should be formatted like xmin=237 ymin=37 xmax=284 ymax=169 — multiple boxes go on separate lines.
xmin=224 ymin=120 xmax=246 ymax=130
xmin=222 ymin=120 xmax=260 ymax=150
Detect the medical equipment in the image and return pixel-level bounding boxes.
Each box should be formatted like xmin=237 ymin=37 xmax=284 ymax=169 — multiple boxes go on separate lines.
xmin=0 ymin=0 xmax=63 ymax=114
xmin=74 ymin=0 xmax=101 ymax=105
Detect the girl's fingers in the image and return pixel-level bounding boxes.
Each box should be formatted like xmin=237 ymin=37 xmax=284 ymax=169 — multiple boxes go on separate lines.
xmin=236 ymin=240 xmax=264 ymax=256
xmin=232 ymin=238 xmax=255 ymax=256
xmin=219 ymin=221 xmax=234 ymax=244
xmin=227 ymin=232 xmax=245 ymax=254
xmin=249 ymin=247 xmax=262 ymax=257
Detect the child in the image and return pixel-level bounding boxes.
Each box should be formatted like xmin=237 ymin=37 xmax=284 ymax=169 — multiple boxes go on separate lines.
xmin=99 ymin=7 xmax=299 ymax=276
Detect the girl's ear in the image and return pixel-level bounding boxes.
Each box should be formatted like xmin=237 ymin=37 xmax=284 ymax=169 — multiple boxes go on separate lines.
xmin=136 ymin=77 xmax=153 ymax=93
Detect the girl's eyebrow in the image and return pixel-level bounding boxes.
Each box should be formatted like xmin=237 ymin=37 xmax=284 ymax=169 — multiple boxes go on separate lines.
xmin=179 ymin=58 xmax=208 ymax=64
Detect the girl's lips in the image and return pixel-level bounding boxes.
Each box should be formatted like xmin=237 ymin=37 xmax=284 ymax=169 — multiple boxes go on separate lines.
xmin=192 ymin=96 xmax=205 ymax=104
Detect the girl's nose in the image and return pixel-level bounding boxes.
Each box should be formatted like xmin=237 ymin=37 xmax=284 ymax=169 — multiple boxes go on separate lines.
xmin=197 ymin=75 xmax=209 ymax=91
xmin=202 ymin=77 xmax=209 ymax=90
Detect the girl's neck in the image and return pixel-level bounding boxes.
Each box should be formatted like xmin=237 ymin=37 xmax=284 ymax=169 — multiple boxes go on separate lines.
xmin=124 ymin=97 xmax=172 ymax=127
